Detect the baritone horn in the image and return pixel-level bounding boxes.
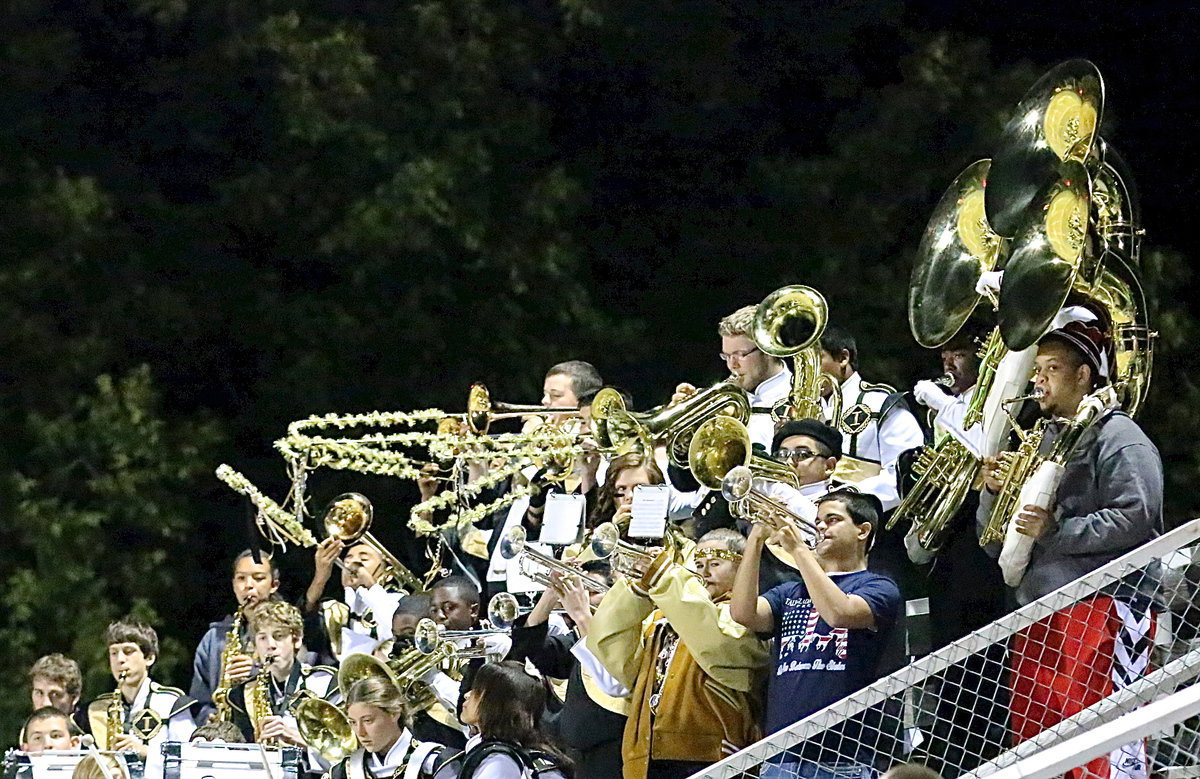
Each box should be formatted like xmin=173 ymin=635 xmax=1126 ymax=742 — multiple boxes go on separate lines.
xmin=499 ymin=526 xmax=611 ymax=593
xmin=752 ymin=285 xmax=841 ymax=422
xmin=322 ymin=493 xmax=423 ymax=593
xmin=291 ymin=692 xmax=357 ymax=763
xmin=688 ymin=414 xmax=800 ymax=490
xmin=590 ymin=381 xmax=751 ymax=467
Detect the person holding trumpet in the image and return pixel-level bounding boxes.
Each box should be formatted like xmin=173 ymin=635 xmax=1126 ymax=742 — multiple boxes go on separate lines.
xmin=587 ymin=528 xmax=767 ymax=779
xmin=730 ymin=489 xmax=901 ymax=779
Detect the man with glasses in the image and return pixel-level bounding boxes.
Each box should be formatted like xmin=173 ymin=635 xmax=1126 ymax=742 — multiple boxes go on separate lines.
xmin=674 ymin=305 xmax=790 ymax=451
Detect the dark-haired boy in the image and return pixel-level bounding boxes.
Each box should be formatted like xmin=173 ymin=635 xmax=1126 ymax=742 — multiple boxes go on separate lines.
xmin=21 ymin=707 xmax=80 ymax=752
xmin=88 ymin=618 xmax=195 ymax=775
xmin=731 ymin=489 xmax=901 ymax=779
xmin=191 ymin=549 xmax=281 ymax=723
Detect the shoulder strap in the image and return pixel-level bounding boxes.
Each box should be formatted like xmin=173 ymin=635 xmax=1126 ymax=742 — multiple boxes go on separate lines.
xmin=458 ymin=741 xmax=532 ymax=779
xmin=403 ymin=741 xmax=442 ymax=779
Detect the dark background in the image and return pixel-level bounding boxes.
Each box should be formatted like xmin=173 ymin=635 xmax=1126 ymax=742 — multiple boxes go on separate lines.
xmin=1 ymin=0 xmax=1196 ymax=742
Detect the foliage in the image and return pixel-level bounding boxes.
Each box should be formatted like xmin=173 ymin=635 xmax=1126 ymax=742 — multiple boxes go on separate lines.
xmin=0 ymin=367 xmax=221 ymax=740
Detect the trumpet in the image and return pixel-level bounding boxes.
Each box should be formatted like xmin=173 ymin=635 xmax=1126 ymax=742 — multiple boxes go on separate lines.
xmin=720 ymin=465 xmax=819 ymax=543
xmin=499 ymin=526 xmax=611 ymax=593
xmin=466 ymin=383 xmax=579 ymax=435
xmin=414 ymin=593 xmax=519 ymax=660
xmin=589 ymin=521 xmax=698 ymax=581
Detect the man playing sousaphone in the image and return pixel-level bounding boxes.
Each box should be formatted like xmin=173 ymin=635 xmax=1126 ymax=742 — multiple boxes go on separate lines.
xmin=977 ymin=311 xmax=1162 ymax=779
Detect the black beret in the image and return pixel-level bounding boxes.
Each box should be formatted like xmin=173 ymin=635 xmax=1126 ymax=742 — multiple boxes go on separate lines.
xmin=772 ymin=419 xmax=842 ymax=460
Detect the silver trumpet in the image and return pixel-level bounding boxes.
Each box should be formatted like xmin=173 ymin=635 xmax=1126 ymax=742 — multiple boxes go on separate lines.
xmin=499 ymin=526 xmax=610 ymax=593
xmin=720 ymin=465 xmax=820 ymax=544
xmin=413 ymin=593 xmax=518 ymax=659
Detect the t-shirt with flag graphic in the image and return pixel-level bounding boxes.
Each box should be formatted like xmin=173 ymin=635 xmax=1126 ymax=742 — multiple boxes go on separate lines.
xmin=761 ymin=570 xmax=901 ymax=753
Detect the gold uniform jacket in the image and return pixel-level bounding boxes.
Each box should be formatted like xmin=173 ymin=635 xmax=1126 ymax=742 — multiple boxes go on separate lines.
xmin=587 ymin=553 xmax=768 ymax=779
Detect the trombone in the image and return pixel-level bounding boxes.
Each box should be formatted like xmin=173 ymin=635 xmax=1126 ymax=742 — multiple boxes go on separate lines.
xmin=499 ymin=526 xmax=611 ymax=593
xmin=322 ymin=493 xmax=424 ymax=593
xmin=720 ymin=465 xmax=819 ymax=544
xmin=466 ymin=383 xmax=579 ymax=435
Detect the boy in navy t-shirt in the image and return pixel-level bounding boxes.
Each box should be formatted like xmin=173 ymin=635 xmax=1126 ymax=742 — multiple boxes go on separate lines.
xmin=731 ymin=488 xmax=901 ymax=779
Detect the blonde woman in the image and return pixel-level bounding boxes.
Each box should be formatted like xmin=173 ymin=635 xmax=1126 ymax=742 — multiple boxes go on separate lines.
xmin=329 ymin=677 xmax=445 ymax=779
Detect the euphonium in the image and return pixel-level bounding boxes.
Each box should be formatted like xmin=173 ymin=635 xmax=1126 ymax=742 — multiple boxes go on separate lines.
xmin=688 ymin=414 xmax=800 ymax=490
xmin=106 ymin=671 xmax=128 ymax=750
xmin=751 ymin=285 xmax=841 ymax=422
xmin=211 ymin=606 xmax=246 ymax=723
xmin=291 ymin=691 xmax=357 ymax=763
xmin=590 ymin=381 xmax=751 ymax=467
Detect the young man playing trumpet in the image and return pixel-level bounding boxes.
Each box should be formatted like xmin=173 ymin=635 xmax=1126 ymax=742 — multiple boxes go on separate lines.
xmin=730 ymin=489 xmax=901 ymax=779
xmin=588 ymin=528 xmax=768 ymax=779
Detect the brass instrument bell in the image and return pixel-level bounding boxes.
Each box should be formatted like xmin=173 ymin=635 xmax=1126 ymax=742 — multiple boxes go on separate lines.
xmin=499 ymin=526 xmax=611 ymax=593
xmin=751 ymin=285 xmax=839 ymax=421
xmin=322 ymin=493 xmax=423 ymax=593
xmin=687 ymin=415 xmax=800 ymax=490
xmin=292 ymin=692 xmax=358 ymax=763
xmin=466 ymin=383 xmax=579 ymax=435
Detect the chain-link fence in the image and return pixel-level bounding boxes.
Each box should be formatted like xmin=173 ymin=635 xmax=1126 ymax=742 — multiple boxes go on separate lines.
xmin=689 ymin=519 xmax=1200 ymax=779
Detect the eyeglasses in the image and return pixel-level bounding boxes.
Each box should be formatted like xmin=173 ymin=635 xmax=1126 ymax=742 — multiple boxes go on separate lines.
xmin=719 ymin=346 xmax=760 ymax=363
xmin=777 ymin=447 xmax=824 ymax=463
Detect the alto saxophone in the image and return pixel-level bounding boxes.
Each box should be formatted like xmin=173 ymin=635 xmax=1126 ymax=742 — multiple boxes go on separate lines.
xmin=246 ymin=656 xmax=277 ymax=744
xmin=107 ymin=670 xmax=128 ymax=750
xmin=211 ymin=605 xmax=246 ymax=723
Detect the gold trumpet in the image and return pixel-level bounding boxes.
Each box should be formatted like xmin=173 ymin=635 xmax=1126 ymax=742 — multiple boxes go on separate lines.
xmin=499 ymin=526 xmax=611 ymax=593
xmin=590 ymin=380 xmax=751 ymax=467
xmin=466 ymin=383 xmax=579 ymax=435
xmin=322 ymin=493 xmax=423 ymax=593
xmin=751 ymin=285 xmax=842 ymax=422
xmin=720 ymin=465 xmax=819 ymax=542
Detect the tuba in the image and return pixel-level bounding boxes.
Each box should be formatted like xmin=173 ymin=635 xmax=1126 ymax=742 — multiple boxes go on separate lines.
xmin=751 ymin=285 xmax=841 ymax=422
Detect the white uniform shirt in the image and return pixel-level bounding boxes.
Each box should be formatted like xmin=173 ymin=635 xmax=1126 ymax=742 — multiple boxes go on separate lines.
xmin=932 ymin=384 xmax=983 ymax=456
xmin=822 ymin=371 xmax=924 ymax=511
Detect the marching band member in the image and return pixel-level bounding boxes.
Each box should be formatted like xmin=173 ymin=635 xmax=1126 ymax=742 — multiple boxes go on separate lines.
xmin=329 ymin=676 xmax=446 ymax=779
xmin=731 ymin=489 xmax=901 ymax=779
xmin=977 ymin=317 xmax=1163 ymax=779
xmin=228 ymin=600 xmax=336 ymax=749
xmin=390 ymin=594 xmax=468 ymax=749
xmin=27 ymin=653 xmax=88 ymax=736
xmin=190 ymin=549 xmax=281 ymax=723
xmin=444 ymin=661 xmax=573 ymax=779
xmin=305 ymin=538 xmax=405 ymax=661
xmin=906 ymin=332 xmax=1006 ymax=775
xmin=506 ymin=565 xmax=626 ymax=779
xmin=587 ymin=452 xmax=665 ymax=534
xmin=20 ymin=707 xmax=80 ymax=752
xmin=429 ymin=577 xmax=511 ymax=659
xmin=87 ymin=618 xmax=196 ymax=777
xmin=588 ymin=528 xmax=767 ymax=779
xmin=819 ymin=325 xmax=923 ymax=511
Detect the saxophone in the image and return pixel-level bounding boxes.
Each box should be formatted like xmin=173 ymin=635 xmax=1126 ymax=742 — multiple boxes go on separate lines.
xmin=246 ymin=657 xmax=276 ymax=744
xmin=106 ymin=671 xmax=128 ymax=750
xmin=211 ymin=606 xmax=246 ymax=723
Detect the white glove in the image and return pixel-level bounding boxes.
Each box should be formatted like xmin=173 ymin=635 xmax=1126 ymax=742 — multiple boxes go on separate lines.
xmin=977 ymin=270 xmax=1003 ymax=301
xmin=913 ymin=380 xmax=953 ymax=411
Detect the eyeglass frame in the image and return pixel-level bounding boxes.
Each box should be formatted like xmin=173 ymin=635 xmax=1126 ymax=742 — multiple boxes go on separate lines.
xmin=719 ymin=346 xmax=760 ymax=364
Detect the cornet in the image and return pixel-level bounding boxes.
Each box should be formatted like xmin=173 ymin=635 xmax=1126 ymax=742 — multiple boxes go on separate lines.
xmin=721 ymin=465 xmax=819 ymax=544
xmin=499 ymin=526 xmax=611 ymax=593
